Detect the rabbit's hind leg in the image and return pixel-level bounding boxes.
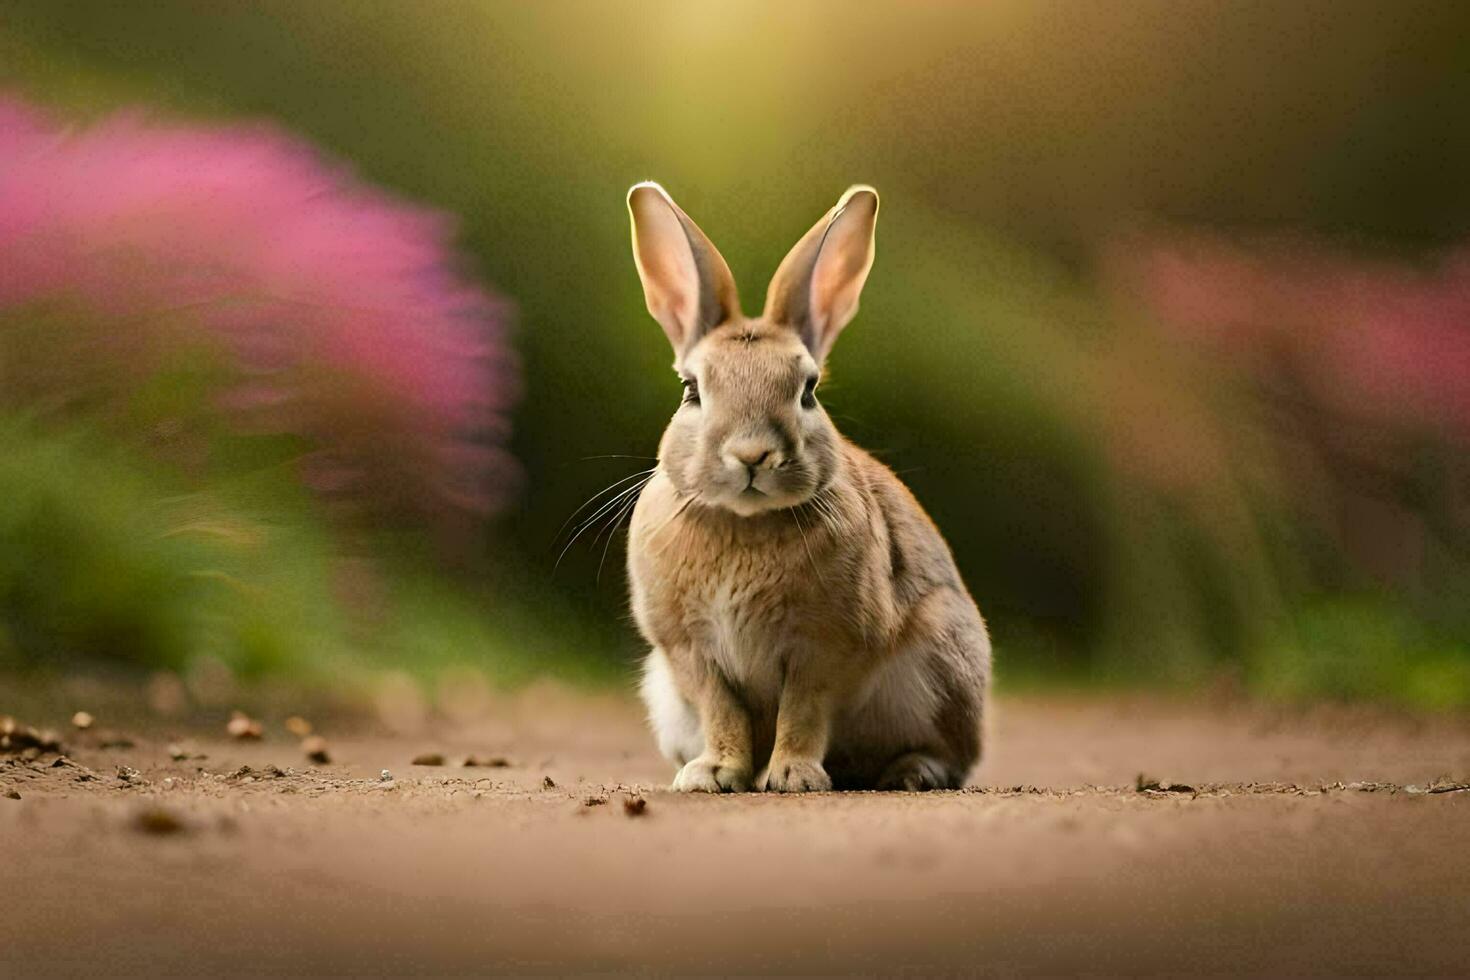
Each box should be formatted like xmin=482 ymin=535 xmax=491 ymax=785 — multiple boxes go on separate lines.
xmin=875 ymin=751 xmax=963 ymax=791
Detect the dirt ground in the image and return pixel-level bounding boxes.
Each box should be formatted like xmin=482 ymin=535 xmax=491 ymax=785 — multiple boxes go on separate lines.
xmin=2 ymin=686 xmax=1469 ymax=977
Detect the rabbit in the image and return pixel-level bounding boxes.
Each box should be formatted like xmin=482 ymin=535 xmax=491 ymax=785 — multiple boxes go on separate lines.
xmin=624 ymin=181 xmax=990 ymax=792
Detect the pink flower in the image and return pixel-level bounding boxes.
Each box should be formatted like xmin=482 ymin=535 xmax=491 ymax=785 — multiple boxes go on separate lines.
xmin=0 ymin=95 xmax=519 ymax=523
xmin=1106 ymin=231 xmax=1470 ymax=443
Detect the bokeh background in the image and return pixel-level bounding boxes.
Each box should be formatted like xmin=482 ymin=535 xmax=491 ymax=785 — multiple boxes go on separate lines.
xmin=2 ymin=0 xmax=1468 ymax=710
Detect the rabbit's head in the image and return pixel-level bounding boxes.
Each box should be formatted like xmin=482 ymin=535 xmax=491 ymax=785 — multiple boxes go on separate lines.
xmin=627 ymin=183 xmax=878 ymax=516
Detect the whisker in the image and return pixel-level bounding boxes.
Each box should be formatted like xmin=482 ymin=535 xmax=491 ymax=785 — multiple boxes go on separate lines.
xmin=573 ymin=477 xmax=652 ymax=544
xmin=590 ymin=477 xmax=644 ymax=553
xmin=649 ymin=492 xmax=700 ymax=555
xmin=821 ymin=490 xmax=849 ymax=535
xmin=577 ymin=454 xmax=658 ymax=462
xmin=596 ymin=490 xmax=643 ymax=585
xmin=805 ymin=488 xmax=841 ymax=537
xmin=790 ymin=506 xmax=823 ymax=585
xmin=555 ymin=475 xmax=653 ymax=570
xmin=553 ymin=467 xmax=656 ymax=546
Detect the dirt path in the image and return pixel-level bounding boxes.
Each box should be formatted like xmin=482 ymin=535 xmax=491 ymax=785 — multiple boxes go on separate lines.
xmin=3 ymin=690 xmax=1469 ymax=976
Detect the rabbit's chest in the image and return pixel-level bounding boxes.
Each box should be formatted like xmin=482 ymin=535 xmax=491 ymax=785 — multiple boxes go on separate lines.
xmin=685 ymin=556 xmax=795 ymax=687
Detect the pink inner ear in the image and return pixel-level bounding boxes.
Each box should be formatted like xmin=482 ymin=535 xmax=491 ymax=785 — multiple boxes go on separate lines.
xmin=807 ymin=203 xmax=876 ymax=355
xmin=632 ymin=191 xmax=701 ymax=348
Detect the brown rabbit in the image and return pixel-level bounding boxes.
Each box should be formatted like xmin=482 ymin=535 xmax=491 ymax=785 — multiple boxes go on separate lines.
xmin=625 ymin=182 xmax=990 ymax=792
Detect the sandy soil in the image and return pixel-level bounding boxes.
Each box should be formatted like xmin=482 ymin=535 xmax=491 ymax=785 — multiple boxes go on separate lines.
xmin=3 ymin=688 xmax=1469 ymax=976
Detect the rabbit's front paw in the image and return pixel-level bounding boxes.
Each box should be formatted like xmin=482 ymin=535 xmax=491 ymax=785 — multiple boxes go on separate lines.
xmin=760 ymin=758 xmax=832 ymax=793
xmin=672 ymin=757 xmax=751 ymax=793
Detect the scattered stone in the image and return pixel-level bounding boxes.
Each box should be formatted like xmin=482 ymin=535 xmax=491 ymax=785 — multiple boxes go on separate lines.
xmin=4 ymin=724 xmax=67 ymax=755
xmin=134 ymin=806 xmax=186 ymax=835
xmin=1136 ymin=774 xmax=1195 ymax=794
xmin=542 ymin=775 xmax=557 ymax=790
xmin=1426 ymin=776 xmax=1470 ymax=795
xmin=116 ymin=766 xmax=143 ymax=784
xmin=583 ymin=795 xmax=608 ymax=807
xmin=226 ymin=711 xmax=263 ymax=740
xmin=263 ymin=764 xmax=287 ymax=778
xmin=411 ymin=753 xmax=445 ymax=767
xmin=462 ymin=755 xmax=511 ymax=768
xmin=622 ymin=795 xmax=648 ymax=817
xmin=380 ymin=769 xmax=393 ymax=782
xmin=284 ymin=716 xmax=313 ymax=737
xmin=167 ymin=744 xmax=196 ymax=762
xmin=301 ymin=736 xmax=331 ymax=765
xmin=71 ymin=711 xmax=95 ymax=730
xmin=4 ymin=788 xmax=20 ymax=800
xmin=227 ymin=765 xmax=254 ymax=780
xmin=98 ymin=733 xmax=136 ymax=749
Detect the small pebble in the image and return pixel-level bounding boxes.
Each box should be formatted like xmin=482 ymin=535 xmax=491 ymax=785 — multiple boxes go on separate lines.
xmin=380 ymin=769 xmax=393 ymax=782
xmin=226 ymin=711 xmax=263 ymax=740
xmin=284 ymin=716 xmax=313 ymax=737
xmin=411 ymin=753 xmax=445 ymax=767
xmin=71 ymin=711 xmax=94 ymax=730
xmin=301 ymin=736 xmax=331 ymax=765
xmin=3 ymin=789 xmax=19 ymax=800
xmin=542 ymin=775 xmax=557 ymax=790
xmin=622 ymin=796 xmax=648 ymax=817
xmin=462 ymin=755 xmax=511 ymax=768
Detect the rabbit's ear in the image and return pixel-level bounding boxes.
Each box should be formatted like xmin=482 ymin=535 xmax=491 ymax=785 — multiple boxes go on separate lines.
xmin=763 ymin=186 xmax=879 ymax=361
xmin=627 ymin=182 xmax=740 ymax=361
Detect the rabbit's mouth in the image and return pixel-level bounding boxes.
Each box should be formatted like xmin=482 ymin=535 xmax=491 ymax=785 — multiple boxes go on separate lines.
xmin=718 ymin=480 xmax=816 ymax=517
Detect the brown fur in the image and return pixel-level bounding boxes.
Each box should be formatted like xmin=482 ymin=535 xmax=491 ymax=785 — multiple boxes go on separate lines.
xmin=625 ymin=183 xmax=990 ymax=792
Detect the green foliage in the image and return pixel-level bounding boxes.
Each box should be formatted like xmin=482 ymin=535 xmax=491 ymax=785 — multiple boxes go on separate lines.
xmin=368 ymin=574 xmax=630 ymax=690
xmin=0 ymin=418 xmax=346 ymax=675
xmin=1252 ymin=598 xmax=1470 ymax=712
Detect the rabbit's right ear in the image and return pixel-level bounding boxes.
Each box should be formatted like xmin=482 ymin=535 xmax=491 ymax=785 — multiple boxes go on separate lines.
xmin=627 ymin=182 xmax=740 ymax=363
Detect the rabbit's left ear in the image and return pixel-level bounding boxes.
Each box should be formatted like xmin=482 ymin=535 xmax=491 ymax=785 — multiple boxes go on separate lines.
xmin=763 ymin=185 xmax=879 ymax=361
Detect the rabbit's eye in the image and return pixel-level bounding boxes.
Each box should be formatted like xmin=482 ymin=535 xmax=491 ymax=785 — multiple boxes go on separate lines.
xmin=800 ymin=375 xmax=819 ymax=409
xmin=681 ymin=377 xmax=700 ymax=406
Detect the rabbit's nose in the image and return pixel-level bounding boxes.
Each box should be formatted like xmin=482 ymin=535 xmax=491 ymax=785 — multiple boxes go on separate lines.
xmin=723 ymin=439 xmax=780 ymax=474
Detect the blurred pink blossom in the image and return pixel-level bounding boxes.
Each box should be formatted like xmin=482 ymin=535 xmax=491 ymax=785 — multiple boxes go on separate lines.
xmin=1106 ymin=231 xmax=1470 ymax=442
xmin=0 ymin=95 xmax=519 ymax=523
xmin=1104 ymin=229 xmax=1470 ymax=589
